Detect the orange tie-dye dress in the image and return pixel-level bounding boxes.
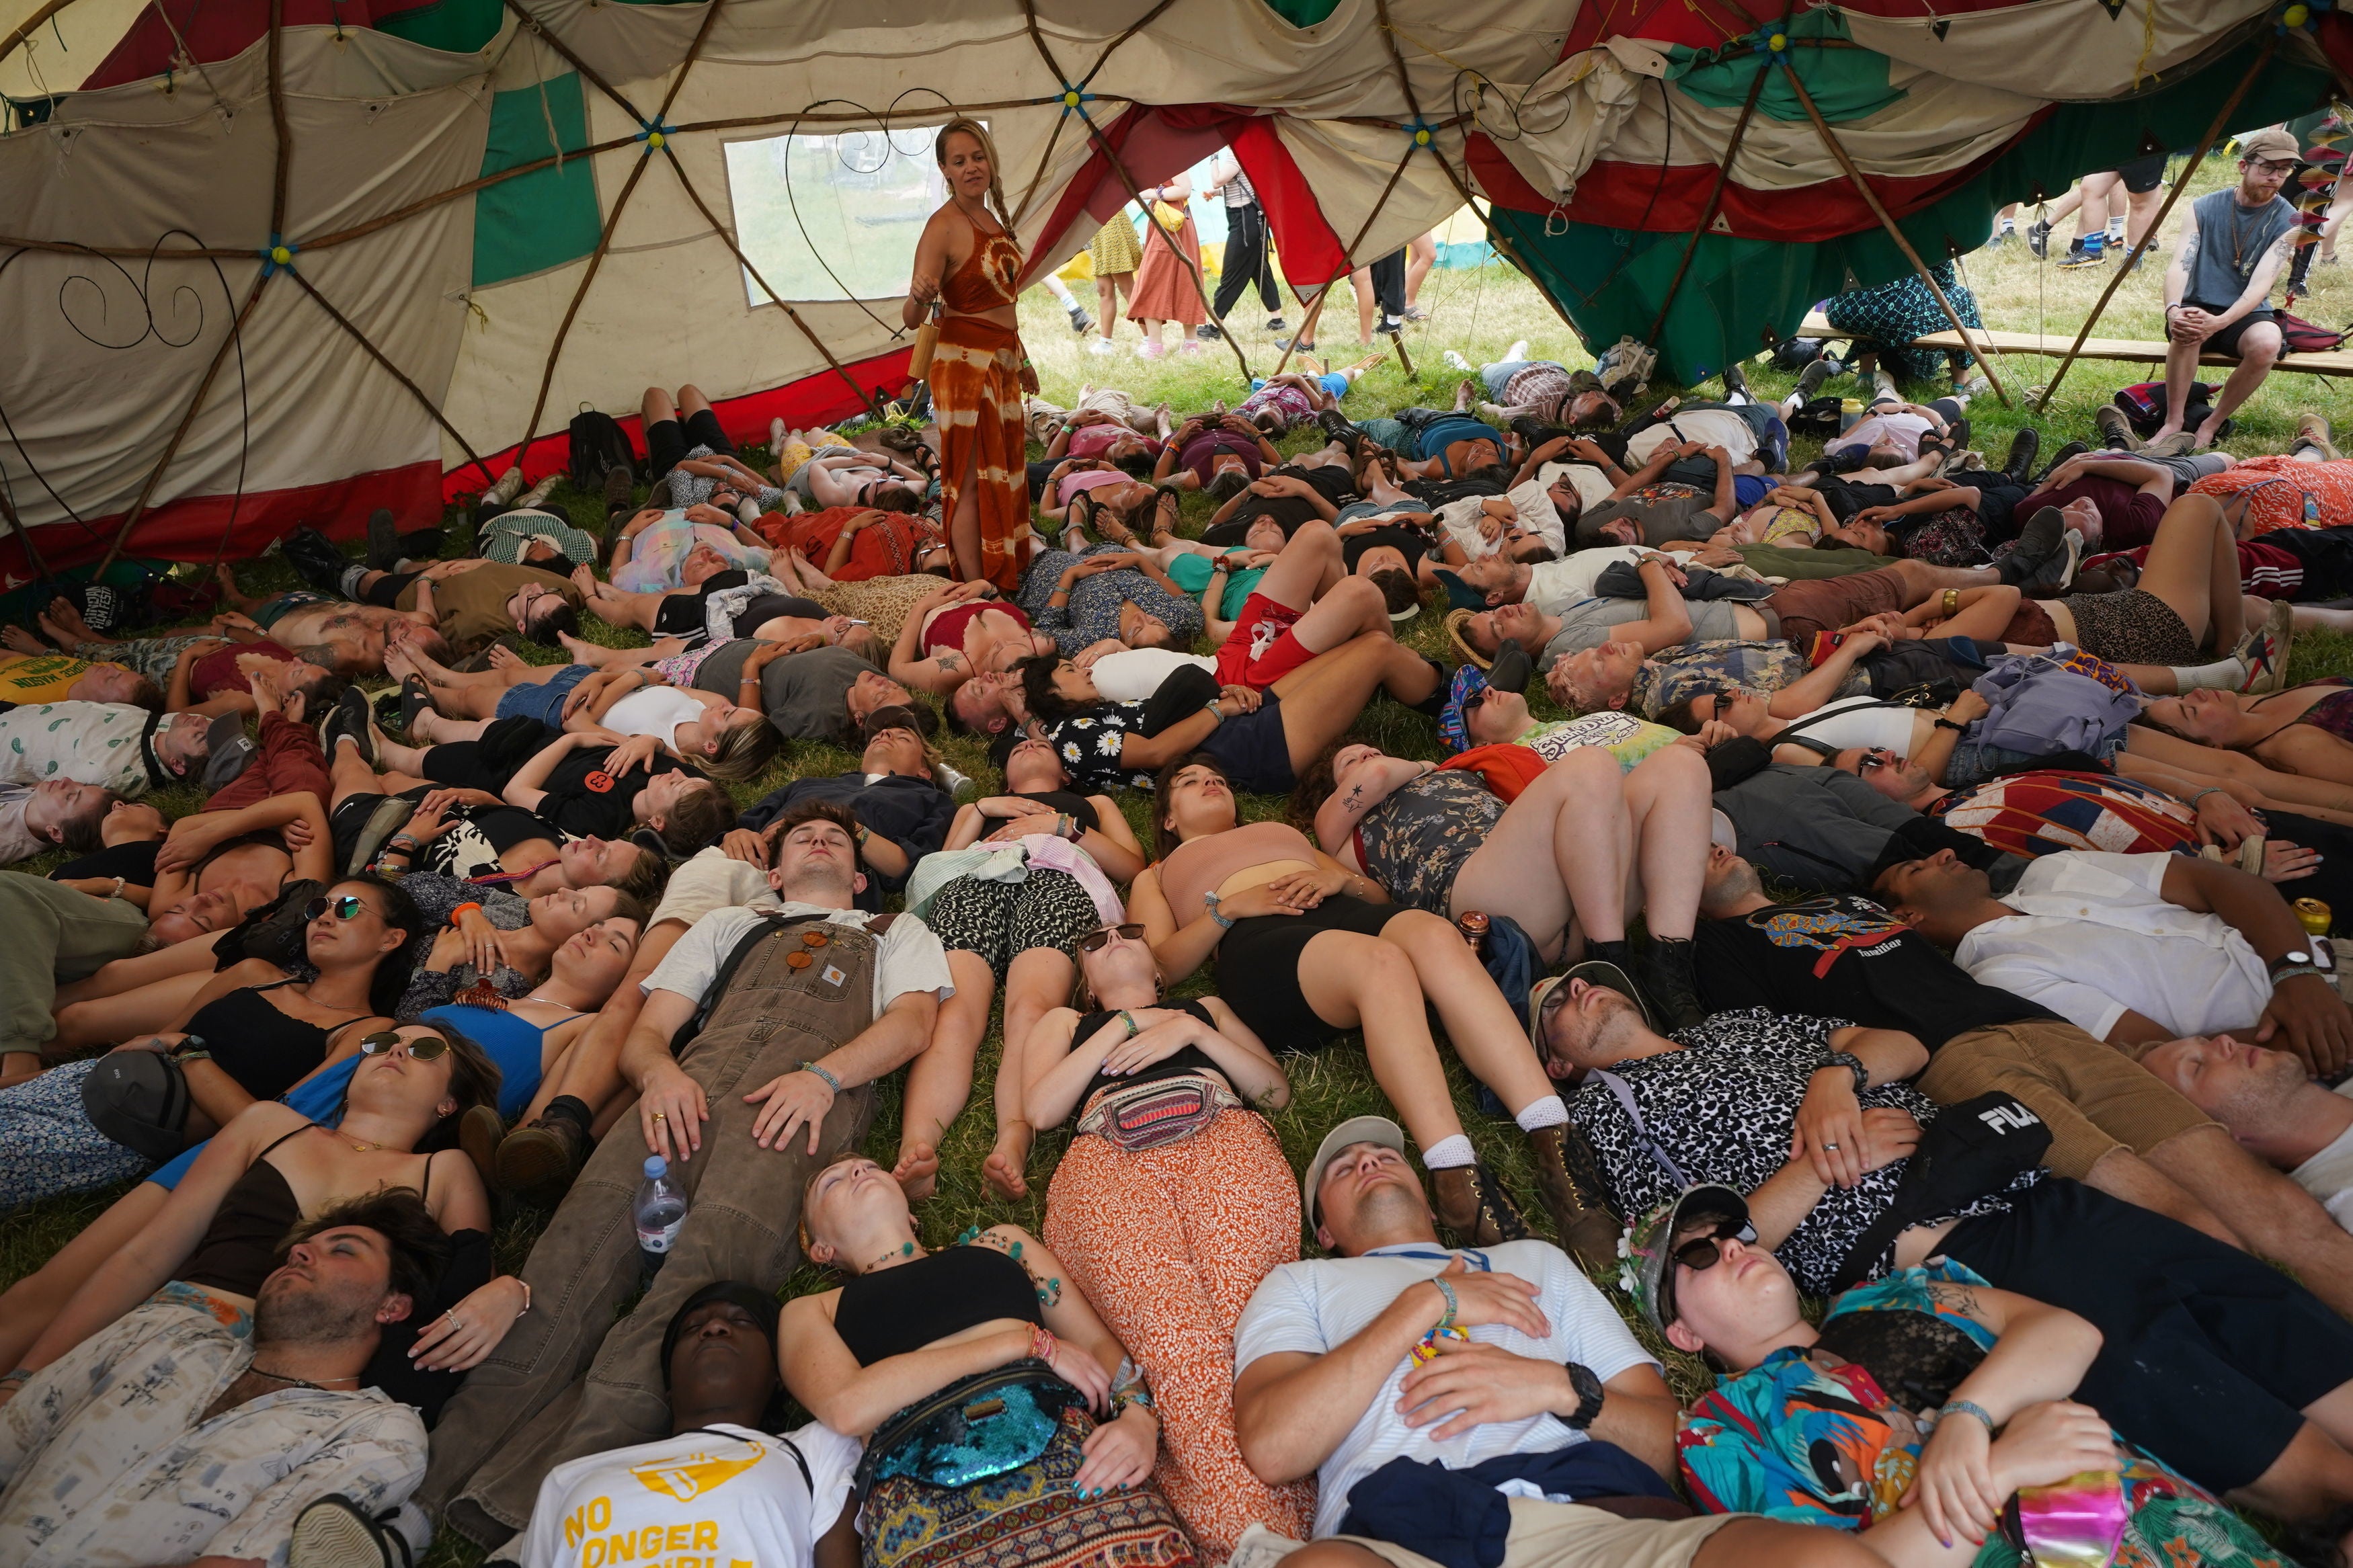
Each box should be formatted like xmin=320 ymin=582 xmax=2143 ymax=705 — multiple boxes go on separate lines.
xmin=932 ymin=210 xmax=1032 ymax=591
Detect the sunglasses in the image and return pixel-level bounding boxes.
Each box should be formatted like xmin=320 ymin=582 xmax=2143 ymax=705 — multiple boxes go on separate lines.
xmin=1078 ymin=923 xmax=1146 ymax=953
xmin=1850 ymin=747 xmax=1897 ymax=774
xmin=306 ymin=894 xmax=375 ymax=922
xmin=1669 ymin=1215 xmax=1750 ymax=1282
xmin=359 ymin=1031 xmax=452 ymax=1061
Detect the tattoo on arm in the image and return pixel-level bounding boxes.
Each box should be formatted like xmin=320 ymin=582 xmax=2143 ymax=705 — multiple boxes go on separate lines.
xmin=936 ymin=652 xmax=963 ymax=673
xmin=1341 ymin=784 xmax=1366 ymax=815
xmin=1923 ymin=1280 xmax=1983 ymax=1318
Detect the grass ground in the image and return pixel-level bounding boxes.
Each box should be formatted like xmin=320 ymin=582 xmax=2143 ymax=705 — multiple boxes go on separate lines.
xmin=6 ymin=198 xmax=2353 ymax=1563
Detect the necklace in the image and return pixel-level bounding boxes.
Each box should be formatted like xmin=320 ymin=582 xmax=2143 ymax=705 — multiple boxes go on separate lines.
xmin=864 ymin=1241 xmax=922 ymax=1273
xmin=333 ymin=1128 xmax=383 ymax=1154
xmin=247 ymin=1362 xmax=360 ymax=1391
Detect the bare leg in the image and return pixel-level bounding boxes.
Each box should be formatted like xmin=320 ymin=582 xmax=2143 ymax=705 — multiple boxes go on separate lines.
xmin=1269 ymin=635 xmax=1438 ymax=773
xmin=641 ymin=386 xmax=679 ymax=430
xmin=983 ymin=946 xmax=1071 ymax=1200
xmin=676 ymin=384 xmax=715 ymax=423
xmin=408 ymin=710 xmax=489 ymax=743
xmin=1449 ymin=749 xmax=1630 ymax=961
xmin=1351 ymin=267 xmax=1377 ymax=344
xmin=2229 ymin=1419 xmax=2353 ymax=1536
xmin=327 ymin=733 xmax=387 ymax=812
xmin=0 ymin=1183 xmax=169 ymax=1373
xmin=52 ymin=972 xmax=217 ymax=1055
xmin=2133 ymin=493 xmax=2244 ymax=651
xmin=1293 ymin=931 xmax=1470 ymax=1153
xmin=583 ymin=582 xmax=671 ymax=634
xmin=1620 ymin=742 xmax=1710 ymax=941
xmin=2152 ymin=333 xmax=2202 ymax=444
xmin=559 ymin=632 xmax=680 ymax=669
xmin=2194 ymin=323 xmax=2282 ymax=448
xmin=1383 ymin=910 xmax=1565 ymax=1118
xmin=905 ymin=950 xmax=993 ymax=1202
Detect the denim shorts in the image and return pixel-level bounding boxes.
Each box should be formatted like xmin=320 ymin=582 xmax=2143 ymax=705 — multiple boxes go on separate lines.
xmin=493 ymin=664 xmax=593 ymax=729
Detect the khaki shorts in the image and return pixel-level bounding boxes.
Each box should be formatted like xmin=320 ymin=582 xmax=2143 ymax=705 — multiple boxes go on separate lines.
xmin=1919 ymin=1018 xmax=2217 ymax=1178
xmin=1341 ymin=1498 xmax=1741 ymax=1568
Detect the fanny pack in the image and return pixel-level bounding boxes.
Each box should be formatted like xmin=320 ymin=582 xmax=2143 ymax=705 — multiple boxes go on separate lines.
xmin=854 ymin=1360 xmax=1081 ymax=1498
xmin=82 ymin=1048 xmax=193 ymax=1163
xmin=1831 ymin=1090 xmax=2049 ymax=1291
xmin=1076 ymin=1073 xmax=1242 ymax=1151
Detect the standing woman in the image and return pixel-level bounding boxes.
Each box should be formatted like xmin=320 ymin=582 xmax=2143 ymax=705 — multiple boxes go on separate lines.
xmin=1088 ymin=216 xmax=1142 ymax=356
xmin=1128 ymin=176 xmax=1208 ymax=360
xmin=907 ymin=120 xmax=1035 ymax=591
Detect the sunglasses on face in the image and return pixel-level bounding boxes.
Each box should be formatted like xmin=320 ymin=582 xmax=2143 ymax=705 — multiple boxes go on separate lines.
xmin=306 ymin=895 xmax=374 ymax=922
xmin=1851 ymin=747 xmax=1897 ymax=774
xmin=1078 ymin=923 xmax=1146 ymax=953
xmin=1670 ymin=1216 xmax=1750 ymax=1279
xmin=360 ymin=1032 xmax=451 ymax=1061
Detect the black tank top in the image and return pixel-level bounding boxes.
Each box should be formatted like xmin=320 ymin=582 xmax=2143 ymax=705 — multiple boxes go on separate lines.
xmin=190 ymin=982 xmax=362 ymax=1102
xmin=1015 ymin=790 xmax=1103 ymax=833
xmin=1070 ymin=1001 xmax=1222 ymax=1125
xmin=182 ymin=1128 xmax=434 ymax=1296
xmin=834 ymin=1245 xmax=1041 ymax=1366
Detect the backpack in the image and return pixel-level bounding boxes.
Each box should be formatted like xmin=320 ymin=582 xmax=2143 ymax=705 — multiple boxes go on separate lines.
xmin=2113 ymin=380 xmax=2215 ymax=436
xmin=2274 ymin=308 xmax=2350 ymax=353
xmin=567 ymin=407 xmax=637 ymax=489
xmin=1786 ymin=394 xmax=1844 ymax=436
xmin=1966 ymin=647 xmax=2143 ymax=764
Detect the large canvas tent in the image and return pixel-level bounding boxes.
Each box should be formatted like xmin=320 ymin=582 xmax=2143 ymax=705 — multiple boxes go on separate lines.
xmin=1 ymin=0 xmax=2346 ymax=583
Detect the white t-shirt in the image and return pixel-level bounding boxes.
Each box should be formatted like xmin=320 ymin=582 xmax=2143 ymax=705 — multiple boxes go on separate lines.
xmin=2292 ymin=1081 xmax=2353 ymax=1234
xmin=1232 ymin=1239 xmax=1655 ymax=1539
xmin=606 ymin=687 xmax=711 ymax=751
xmin=516 ymin=1420 xmax=859 ymax=1568
xmin=1535 ymin=462 xmax=1616 ymax=516
xmin=644 ymin=903 xmax=955 ymax=1014
xmin=1088 ymin=648 xmax=1218 ymax=702
xmin=1623 ymin=409 xmax=1758 ymax=468
xmin=1780 ymin=696 xmax=1917 ymax=757
xmin=1435 ymin=481 xmax=1566 ymax=562
xmin=1952 ymin=850 xmax=2272 ymax=1040
xmin=1525 ymin=547 xmax=1648 ymax=615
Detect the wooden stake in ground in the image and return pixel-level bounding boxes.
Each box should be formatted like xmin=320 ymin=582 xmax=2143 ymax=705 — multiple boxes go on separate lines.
xmin=2034 ymin=35 xmax=2275 ymax=412
xmin=1781 ymin=63 xmax=2011 ymax=405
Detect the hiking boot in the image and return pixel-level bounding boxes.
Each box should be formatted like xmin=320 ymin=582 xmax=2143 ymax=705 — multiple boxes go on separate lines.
xmin=2034 ymin=440 xmax=2090 ymax=482
xmin=2016 ymin=513 xmax=2083 ymax=597
xmin=1509 ymin=415 xmax=1556 ymax=448
xmin=2092 ymin=405 xmax=2143 ymax=451
xmin=2298 ymin=413 xmax=2341 ymax=461
xmin=1719 ymin=360 xmax=1747 ymax=398
xmin=1792 ymin=355 xmax=1841 ymax=400
xmin=1527 ymin=1124 xmax=1624 ymax=1271
xmin=1998 ymin=507 xmax=2065 ymax=586
xmin=458 ymin=1104 xmax=505 ymax=1194
xmin=2143 ymin=430 xmax=2198 ymax=458
xmin=2003 ymin=427 xmax=2042 ymax=481
xmin=281 ymin=526 xmax=354 ymax=599
xmin=290 ymin=1493 xmax=412 ymax=1568
xmin=397 ymin=527 xmax=447 ymax=561
xmin=495 ymin=1113 xmax=589 ymax=1193
xmin=364 ymin=508 xmax=400 ymax=572
xmin=1431 ymin=1161 xmax=1530 ymax=1247
xmin=2026 ymin=218 xmax=2052 ymax=259
xmin=1318 ymin=408 xmax=1368 ymax=458
xmin=602 ymin=464 xmax=635 ymax=518
xmin=1637 ymin=936 xmax=1705 ymax=1034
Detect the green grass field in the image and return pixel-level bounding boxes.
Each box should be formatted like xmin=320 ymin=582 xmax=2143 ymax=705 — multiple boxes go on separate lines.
xmin=7 ymin=209 xmax=2353 ymax=1564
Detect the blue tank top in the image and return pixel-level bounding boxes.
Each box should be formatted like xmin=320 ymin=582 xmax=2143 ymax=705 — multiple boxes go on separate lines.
xmin=145 ymin=1003 xmax=554 ymax=1190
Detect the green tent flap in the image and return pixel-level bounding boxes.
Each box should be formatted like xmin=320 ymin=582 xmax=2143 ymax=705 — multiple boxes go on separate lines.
xmin=1261 ymin=0 xmax=1346 ymax=25
xmin=471 ymin=71 xmax=602 ymax=288
xmin=1498 ymin=37 xmax=2332 ymax=382
xmin=1669 ymin=13 xmax=1904 ymax=126
xmin=374 ymin=0 xmax=505 ymax=54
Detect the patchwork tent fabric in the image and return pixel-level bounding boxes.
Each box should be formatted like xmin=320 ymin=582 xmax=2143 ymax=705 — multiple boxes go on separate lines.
xmin=0 ymin=0 xmax=2345 ymax=581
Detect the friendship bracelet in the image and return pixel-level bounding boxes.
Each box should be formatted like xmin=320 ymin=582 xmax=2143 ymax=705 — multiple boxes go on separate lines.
xmin=2190 ymin=786 xmax=2225 ymax=808
xmin=1938 ymin=1399 xmax=1996 ymax=1434
xmin=1431 ymin=1276 xmax=1460 ymax=1335
xmin=801 ymin=1061 xmax=844 ymax=1094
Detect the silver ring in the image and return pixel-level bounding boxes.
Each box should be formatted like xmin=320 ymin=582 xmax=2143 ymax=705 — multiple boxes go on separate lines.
xmin=1823 ymin=1143 xmax=1841 ymax=1151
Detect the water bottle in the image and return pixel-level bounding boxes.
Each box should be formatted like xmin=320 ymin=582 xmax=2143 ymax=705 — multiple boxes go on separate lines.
xmin=1839 ymin=397 xmax=1864 ymax=434
xmin=635 ymin=1156 xmax=687 ymax=1270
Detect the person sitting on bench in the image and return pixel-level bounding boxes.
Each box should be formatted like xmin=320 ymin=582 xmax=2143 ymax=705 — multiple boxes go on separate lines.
xmin=2151 ymin=128 xmax=2299 ymax=452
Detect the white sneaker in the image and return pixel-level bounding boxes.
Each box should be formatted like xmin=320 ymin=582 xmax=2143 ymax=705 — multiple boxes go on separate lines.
xmin=1443 ymin=349 xmax=1472 ymax=371
xmin=769 ymin=417 xmax=787 ymax=449
xmin=486 ymin=466 xmax=526 ymax=505
xmin=1505 ymin=339 xmax=1529 ymax=363
xmin=516 ymin=473 xmax=562 ymax=511
xmin=1087 ymin=337 xmax=1117 ymax=356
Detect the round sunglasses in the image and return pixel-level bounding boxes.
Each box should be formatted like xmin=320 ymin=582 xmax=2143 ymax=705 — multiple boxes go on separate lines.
xmin=359 ymin=1031 xmax=452 ymax=1061
xmin=305 ymin=894 xmax=378 ymax=922
xmin=1078 ymin=923 xmax=1146 ymax=954
xmin=1669 ymin=1215 xmax=1751 ymax=1280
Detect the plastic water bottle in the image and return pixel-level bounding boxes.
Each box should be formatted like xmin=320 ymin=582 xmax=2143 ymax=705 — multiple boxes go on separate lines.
xmin=635 ymin=1156 xmax=687 ymax=1268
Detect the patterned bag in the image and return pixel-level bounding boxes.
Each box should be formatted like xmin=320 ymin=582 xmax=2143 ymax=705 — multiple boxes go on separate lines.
xmin=1075 ymin=1074 xmax=1242 ymax=1151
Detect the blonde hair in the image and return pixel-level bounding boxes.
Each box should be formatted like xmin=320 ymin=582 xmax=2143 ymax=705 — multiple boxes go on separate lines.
xmin=702 ymin=716 xmax=781 ymax=784
xmin=934 ymin=118 xmax=1015 ymax=235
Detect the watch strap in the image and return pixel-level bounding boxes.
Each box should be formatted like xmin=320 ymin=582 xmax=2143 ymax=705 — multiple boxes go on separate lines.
xmin=1562 ymin=1361 xmax=1604 ymax=1430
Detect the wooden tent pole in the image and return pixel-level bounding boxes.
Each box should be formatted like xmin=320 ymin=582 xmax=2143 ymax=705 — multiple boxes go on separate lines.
xmin=1781 ymin=63 xmax=2011 ymax=405
xmin=95 ymin=270 xmax=271 ymax=577
xmin=1022 ymin=1 xmax=1257 ymax=388
xmin=1643 ymin=38 xmax=1773 ymax=352
xmin=265 ymin=0 xmax=292 ymax=233
xmin=500 ymin=0 xmax=645 ymax=124
xmin=660 ymin=147 xmax=883 ymax=418
xmin=285 ymin=269 xmax=501 ymax=489
xmin=0 ymin=0 xmax=88 ymax=73
xmin=2034 ymin=36 xmax=2274 ymax=411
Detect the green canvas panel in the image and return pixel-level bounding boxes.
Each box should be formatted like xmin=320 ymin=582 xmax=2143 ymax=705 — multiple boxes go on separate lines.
xmin=471 ymin=71 xmax=602 ymax=288
xmin=1669 ymin=13 xmax=1904 ymax=126
xmin=374 ymin=0 xmax=505 ymax=54
xmin=1261 ymin=0 xmax=1345 ymax=24
xmin=1496 ymin=39 xmax=2331 ymax=382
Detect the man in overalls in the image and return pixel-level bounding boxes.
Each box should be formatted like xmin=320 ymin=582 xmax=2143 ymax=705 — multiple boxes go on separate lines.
xmin=420 ymin=799 xmax=952 ymax=1549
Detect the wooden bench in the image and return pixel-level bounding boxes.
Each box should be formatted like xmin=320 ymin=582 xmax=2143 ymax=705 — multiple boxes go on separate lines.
xmin=1796 ymin=311 xmax=2353 ymax=377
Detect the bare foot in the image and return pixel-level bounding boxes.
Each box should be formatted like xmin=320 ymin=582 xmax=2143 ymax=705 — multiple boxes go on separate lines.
xmin=1 ymin=624 xmax=46 ymax=655
xmin=2193 ymin=417 xmax=2225 ymax=450
xmin=982 ymin=1120 xmax=1033 ymax=1202
xmin=42 ymin=597 xmax=97 ymax=643
xmin=1455 ymin=377 xmax=1478 ymax=411
xmin=892 ymin=1141 xmax=940 ymax=1202
xmin=486 ymin=643 xmax=526 ymax=671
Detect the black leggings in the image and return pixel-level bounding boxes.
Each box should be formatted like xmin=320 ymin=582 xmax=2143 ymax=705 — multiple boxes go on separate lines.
xmin=420 ymin=717 xmax=563 ymax=792
xmin=1214 ymin=895 xmax=1406 ymax=1047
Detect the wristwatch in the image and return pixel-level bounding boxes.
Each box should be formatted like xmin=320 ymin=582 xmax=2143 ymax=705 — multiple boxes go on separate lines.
xmin=1562 ymin=1361 xmax=1605 ymax=1430
xmin=2271 ymin=948 xmax=2334 ymax=988
xmin=1816 ymin=1050 xmax=1870 ymax=1097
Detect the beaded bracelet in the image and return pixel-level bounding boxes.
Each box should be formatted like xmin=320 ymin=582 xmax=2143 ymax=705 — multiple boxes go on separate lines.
xmin=801 ymin=1062 xmax=844 ymax=1094
xmin=1431 ymin=1276 xmax=1460 ymax=1335
xmin=1938 ymin=1399 xmax=1995 ymax=1434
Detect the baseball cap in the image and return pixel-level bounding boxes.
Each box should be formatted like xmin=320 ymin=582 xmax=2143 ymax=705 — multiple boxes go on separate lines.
xmin=1302 ymin=1114 xmax=1408 ymax=1231
xmin=1710 ymin=809 xmax=1739 ymax=852
xmin=1437 ymin=663 xmax=1490 ymax=755
xmin=1619 ymin=1183 xmax=1755 ymax=1333
xmin=2238 ymin=126 xmax=2299 ymax=165
xmin=199 ymin=710 xmax=255 ymax=790
xmin=1526 ymin=958 xmax=1658 ymax=1063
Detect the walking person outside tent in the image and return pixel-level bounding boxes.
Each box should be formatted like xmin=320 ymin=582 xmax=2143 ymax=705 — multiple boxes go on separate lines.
xmin=1205 ymin=147 xmax=1283 ymax=337
xmin=906 ymin=119 xmax=1035 ymax=591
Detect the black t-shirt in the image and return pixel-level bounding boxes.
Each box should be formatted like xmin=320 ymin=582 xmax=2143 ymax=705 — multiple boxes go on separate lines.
xmin=534 ymin=746 xmax=692 ymax=838
xmin=51 ymin=837 xmax=163 ymax=889
xmin=1200 ymin=464 xmax=1355 ymax=546
xmin=1695 ymin=894 xmax=2053 ymax=1050
xmin=1343 ymin=523 xmax=1431 ymax=577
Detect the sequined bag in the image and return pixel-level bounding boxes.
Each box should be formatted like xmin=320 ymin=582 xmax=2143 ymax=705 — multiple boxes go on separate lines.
xmin=854 ymin=1360 xmax=1080 ymax=1497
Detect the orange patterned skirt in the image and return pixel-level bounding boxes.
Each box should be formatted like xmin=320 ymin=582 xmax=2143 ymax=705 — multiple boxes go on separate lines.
xmin=932 ymin=315 xmax=1032 ymax=591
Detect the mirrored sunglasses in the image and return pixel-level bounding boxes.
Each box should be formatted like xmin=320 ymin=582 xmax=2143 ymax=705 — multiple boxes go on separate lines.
xmin=306 ymin=894 xmax=372 ymax=922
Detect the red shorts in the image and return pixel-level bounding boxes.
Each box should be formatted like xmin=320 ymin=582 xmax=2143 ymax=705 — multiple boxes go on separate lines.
xmin=1215 ymin=592 xmax=1318 ymax=689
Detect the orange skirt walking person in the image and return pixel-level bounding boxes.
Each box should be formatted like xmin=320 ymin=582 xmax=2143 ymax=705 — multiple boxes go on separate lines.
xmin=1027 ymin=922 xmax=1317 ymax=1559
xmin=908 ymin=118 xmax=1035 ymax=591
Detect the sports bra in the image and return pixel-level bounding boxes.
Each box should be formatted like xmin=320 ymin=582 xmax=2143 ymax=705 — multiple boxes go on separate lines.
xmin=1070 ymin=1001 xmax=1222 ymax=1125
xmin=920 ymin=598 xmax=1032 ymax=658
xmin=1158 ymin=820 xmax=1320 ymax=922
xmin=834 ymin=1244 xmax=1041 ymax=1366
xmin=940 ymin=210 xmax=1023 ymax=317
xmin=183 ymin=1126 xmax=432 ymax=1297
xmin=190 ymin=981 xmax=368 ymax=1103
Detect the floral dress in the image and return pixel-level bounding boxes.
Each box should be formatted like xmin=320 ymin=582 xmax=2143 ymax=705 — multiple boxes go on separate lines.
xmin=1679 ymin=1260 xmax=2282 ymax=1568
xmin=1351 ymin=768 xmax=1501 ymax=915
